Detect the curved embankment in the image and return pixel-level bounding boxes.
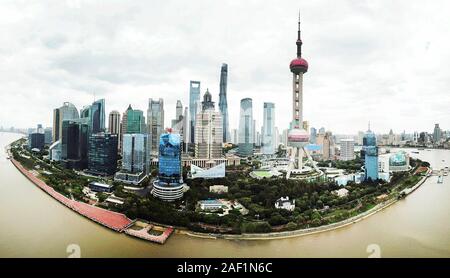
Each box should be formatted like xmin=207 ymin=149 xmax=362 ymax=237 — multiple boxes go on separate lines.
xmin=10 ymin=158 xmax=133 ymax=231
xmin=184 ymin=169 xmax=430 ymax=241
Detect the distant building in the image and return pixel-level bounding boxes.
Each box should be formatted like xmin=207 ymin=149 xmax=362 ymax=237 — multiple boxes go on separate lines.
xmin=310 ymin=127 xmax=317 ymax=144
xmin=44 ymin=127 xmax=52 ymax=145
xmin=171 ymin=100 xmax=188 ymax=152
xmin=275 ymin=197 xmax=295 ymax=211
xmin=108 ymin=110 xmax=121 ymax=135
xmin=238 ymin=98 xmax=253 ymax=157
xmin=189 ymin=81 xmax=201 ymax=143
xmin=114 ymin=133 xmax=151 ymax=185
xmin=433 ymin=123 xmax=442 ymax=144
xmin=87 ymin=133 xmax=118 ymax=176
xmin=151 ymin=133 xmax=185 ymax=201
xmin=147 ymin=98 xmax=164 ymax=155
xmin=231 ymin=129 xmax=238 ymax=145
xmin=218 ymin=63 xmax=231 ymax=143
xmin=262 ymin=102 xmax=275 ymax=155
xmin=339 ymin=138 xmax=355 ymax=161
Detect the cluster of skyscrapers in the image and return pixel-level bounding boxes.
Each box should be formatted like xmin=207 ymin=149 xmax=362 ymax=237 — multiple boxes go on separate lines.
xmin=23 ymin=13 xmax=450 ymax=202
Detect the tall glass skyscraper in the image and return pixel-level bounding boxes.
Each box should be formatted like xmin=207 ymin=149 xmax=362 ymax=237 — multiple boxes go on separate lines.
xmin=90 ymin=99 xmax=106 ymax=134
xmin=108 ymin=110 xmax=121 ymax=135
xmin=363 ymin=128 xmax=379 ymax=181
xmin=87 ymin=133 xmax=118 ymax=176
xmin=238 ymin=98 xmax=254 ymax=157
xmin=127 ymin=107 xmax=145 ymax=134
xmin=189 ymin=81 xmax=201 ymax=143
xmin=262 ymin=102 xmax=275 ymax=155
xmin=115 ymin=133 xmax=151 ymax=185
xmin=147 ymin=98 xmax=164 ymax=155
xmin=53 ymin=102 xmax=79 ymax=143
xmin=60 ymin=119 xmax=89 ymax=170
xmin=219 ymin=63 xmax=230 ymax=143
xmin=152 ymin=133 xmax=184 ymax=201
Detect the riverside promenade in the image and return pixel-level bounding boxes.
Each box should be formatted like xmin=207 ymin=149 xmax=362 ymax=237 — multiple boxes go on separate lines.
xmin=11 ymin=158 xmax=132 ymax=232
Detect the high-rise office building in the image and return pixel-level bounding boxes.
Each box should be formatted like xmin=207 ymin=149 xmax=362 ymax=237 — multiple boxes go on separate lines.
xmin=262 ymin=102 xmax=275 ymax=155
xmin=114 ymin=133 xmax=151 ymax=185
xmin=87 ymin=132 xmax=118 ymax=176
xmin=147 ymin=98 xmax=164 ymax=155
xmin=108 ymin=110 xmax=121 ymax=135
xmin=218 ymin=63 xmax=230 ymax=142
xmin=189 ymin=81 xmax=201 ymax=143
xmin=231 ymin=129 xmax=238 ymax=145
xmin=52 ymin=102 xmax=79 ymax=143
xmin=339 ymin=138 xmax=355 ymax=161
xmin=126 ymin=106 xmax=145 ymax=134
xmin=28 ymin=125 xmax=45 ymax=150
xmin=238 ymin=98 xmax=253 ymax=157
xmin=90 ymin=99 xmax=106 ymax=134
xmin=433 ymin=123 xmax=442 ymax=144
xmin=171 ymin=101 xmax=188 ymax=153
xmin=152 ymin=132 xmax=185 ymax=201
xmin=183 ymin=107 xmax=189 ymax=151
xmin=60 ymin=119 xmax=89 ymax=169
xmin=44 ymin=127 xmax=52 ymax=145
xmin=176 ymin=100 xmax=183 ymax=121
xmin=195 ymin=89 xmax=223 ymax=160
xmin=363 ymin=127 xmax=379 ymax=181
xmin=310 ymin=127 xmax=317 ymax=144
xmin=120 ymin=105 xmax=145 ymax=152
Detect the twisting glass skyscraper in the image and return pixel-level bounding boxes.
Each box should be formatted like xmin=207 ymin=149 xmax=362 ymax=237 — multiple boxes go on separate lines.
xmin=219 ymin=63 xmax=230 ymax=142
xmin=262 ymin=102 xmax=275 ymax=155
xmin=189 ymin=81 xmax=201 ymax=143
xmin=238 ymin=98 xmax=254 ymax=157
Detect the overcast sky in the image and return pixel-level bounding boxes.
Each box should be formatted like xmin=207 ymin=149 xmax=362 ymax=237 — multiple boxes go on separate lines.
xmin=0 ymin=0 xmax=449 ymax=134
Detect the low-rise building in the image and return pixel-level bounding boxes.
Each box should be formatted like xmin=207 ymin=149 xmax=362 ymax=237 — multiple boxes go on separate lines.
xmin=88 ymin=181 xmax=114 ymax=193
xmin=198 ymin=199 xmax=224 ymax=211
xmin=334 ymin=188 xmax=349 ymax=198
xmin=209 ymin=185 xmax=228 ymax=194
xmin=275 ymin=196 xmax=295 ymax=211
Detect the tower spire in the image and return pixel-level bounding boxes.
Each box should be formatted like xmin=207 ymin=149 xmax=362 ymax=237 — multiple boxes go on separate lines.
xmin=296 ymin=10 xmax=302 ymax=58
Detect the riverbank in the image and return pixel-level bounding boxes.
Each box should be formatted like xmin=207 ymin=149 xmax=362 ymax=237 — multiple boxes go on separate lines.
xmin=183 ymin=168 xmax=431 ymax=240
xmin=9 ymin=146 xmax=174 ymax=244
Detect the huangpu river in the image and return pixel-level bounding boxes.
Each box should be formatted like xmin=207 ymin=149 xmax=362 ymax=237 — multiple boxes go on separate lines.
xmin=0 ymin=132 xmax=449 ymax=257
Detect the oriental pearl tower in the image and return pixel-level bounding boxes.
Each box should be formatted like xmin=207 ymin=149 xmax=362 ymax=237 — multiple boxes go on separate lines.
xmin=287 ymin=12 xmax=320 ymax=179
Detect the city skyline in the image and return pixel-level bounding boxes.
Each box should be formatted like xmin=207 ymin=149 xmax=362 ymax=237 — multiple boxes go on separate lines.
xmin=1 ymin=1 xmax=450 ymax=134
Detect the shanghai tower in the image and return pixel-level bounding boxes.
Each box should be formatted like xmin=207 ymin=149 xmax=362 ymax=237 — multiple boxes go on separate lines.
xmin=219 ymin=63 xmax=230 ymax=142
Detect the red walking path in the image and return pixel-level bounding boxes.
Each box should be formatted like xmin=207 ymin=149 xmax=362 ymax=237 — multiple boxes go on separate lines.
xmin=11 ymin=159 xmax=132 ymax=232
